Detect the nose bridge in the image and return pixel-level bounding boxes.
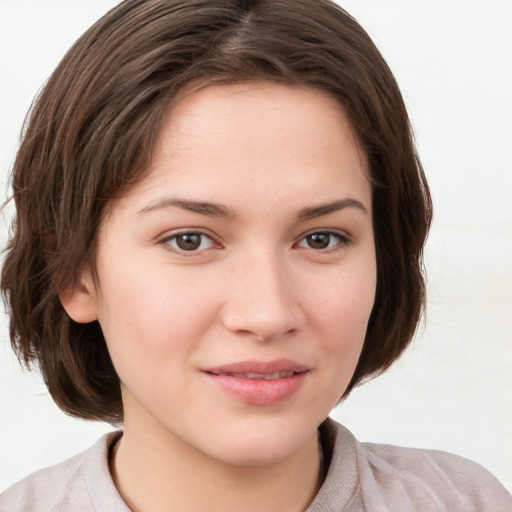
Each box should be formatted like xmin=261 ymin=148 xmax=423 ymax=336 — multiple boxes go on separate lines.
xmin=221 ymin=246 xmax=303 ymax=340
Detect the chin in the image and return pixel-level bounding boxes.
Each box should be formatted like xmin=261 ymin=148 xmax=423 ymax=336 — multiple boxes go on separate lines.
xmin=217 ymin=444 xmax=298 ymax=468
xmin=207 ymin=422 xmax=316 ymax=468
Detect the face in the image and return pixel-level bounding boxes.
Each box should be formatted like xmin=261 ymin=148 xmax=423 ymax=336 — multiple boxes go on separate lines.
xmin=68 ymin=83 xmax=376 ymax=467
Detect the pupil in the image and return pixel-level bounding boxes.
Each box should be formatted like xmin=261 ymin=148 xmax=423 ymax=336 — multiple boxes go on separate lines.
xmin=177 ymin=234 xmax=201 ymax=251
xmin=308 ymin=233 xmax=329 ymax=249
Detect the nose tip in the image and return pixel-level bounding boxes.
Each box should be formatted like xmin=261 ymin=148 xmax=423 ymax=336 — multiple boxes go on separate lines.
xmin=221 ymin=261 xmax=304 ymax=341
xmin=223 ymin=305 xmax=300 ymax=342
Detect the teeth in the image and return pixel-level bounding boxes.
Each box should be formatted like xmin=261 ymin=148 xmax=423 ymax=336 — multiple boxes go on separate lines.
xmin=218 ymin=371 xmax=295 ymax=379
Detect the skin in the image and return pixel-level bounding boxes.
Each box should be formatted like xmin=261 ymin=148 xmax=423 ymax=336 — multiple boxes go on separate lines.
xmin=61 ymin=82 xmax=376 ymax=512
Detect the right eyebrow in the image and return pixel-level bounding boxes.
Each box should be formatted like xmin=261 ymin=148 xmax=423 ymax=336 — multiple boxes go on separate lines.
xmin=138 ymin=197 xmax=238 ymax=219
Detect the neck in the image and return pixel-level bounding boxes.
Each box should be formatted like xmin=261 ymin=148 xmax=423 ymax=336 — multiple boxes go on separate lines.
xmin=110 ymin=412 xmax=324 ymax=512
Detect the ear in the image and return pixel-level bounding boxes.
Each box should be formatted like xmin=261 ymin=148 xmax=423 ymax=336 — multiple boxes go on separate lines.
xmin=59 ymin=271 xmax=98 ymax=324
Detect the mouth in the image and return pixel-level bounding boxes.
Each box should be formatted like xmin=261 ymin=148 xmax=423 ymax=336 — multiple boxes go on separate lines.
xmin=202 ymin=360 xmax=309 ymax=405
xmin=204 ymin=359 xmax=309 ymax=376
xmin=209 ymin=370 xmax=297 ymax=380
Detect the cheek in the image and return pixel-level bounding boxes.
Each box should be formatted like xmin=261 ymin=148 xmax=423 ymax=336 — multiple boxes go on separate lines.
xmin=307 ymin=262 xmax=376 ymax=354
xmin=95 ymin=262 xmax=221 ymax=366
xmin=313 ymin=261 xmax=376 ymax=315
xmin=293 ymin=262 xmax=376 ymax=409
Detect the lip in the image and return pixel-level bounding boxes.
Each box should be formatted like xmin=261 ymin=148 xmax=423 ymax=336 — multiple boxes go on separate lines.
xmin=202 ymin=359 xmax=309 ymax=406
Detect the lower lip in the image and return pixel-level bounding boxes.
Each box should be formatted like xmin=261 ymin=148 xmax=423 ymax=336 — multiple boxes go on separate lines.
xmin=203 ymin=372 xmax=308 ymax=406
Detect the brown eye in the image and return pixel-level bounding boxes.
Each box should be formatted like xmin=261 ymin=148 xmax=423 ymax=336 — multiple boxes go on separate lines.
xmin=306 ymin=233 xmax=331 ymax=249
xmin=165 ymin=233 xmax=214 ymax=252
xmin=297 ymin=231 xmax=346 ymax=250
xmin=176 ymin=234 xmax=201 ymax=251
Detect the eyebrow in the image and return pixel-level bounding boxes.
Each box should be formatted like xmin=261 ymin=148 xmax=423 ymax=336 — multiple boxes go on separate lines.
xmin=297 ymin=198 xmax=368 ymax=221
xmin=139 ymin=197 xmax=368 ymax=220
xmin=139 ymin=197 xmax=237 ymax=219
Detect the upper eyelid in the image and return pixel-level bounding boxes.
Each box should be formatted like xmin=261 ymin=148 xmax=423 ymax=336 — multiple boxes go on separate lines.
xmin=159 ymin=229 xmax=220 ymax=249
xmin=296 ymin=228 xmax=351 ymax=241
xmin=159 ymin=228 xmax=217 ymax=241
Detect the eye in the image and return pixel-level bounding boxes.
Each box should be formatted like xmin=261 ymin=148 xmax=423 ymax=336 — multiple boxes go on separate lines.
xmin=296 ymin=231 xmax=348 ymax=250
xmin=163 ymin=232 xmax=215 ymax=252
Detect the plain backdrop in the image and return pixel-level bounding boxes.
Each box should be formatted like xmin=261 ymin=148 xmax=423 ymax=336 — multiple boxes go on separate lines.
xmin=1 ymin=0 xmax=511 ymax=493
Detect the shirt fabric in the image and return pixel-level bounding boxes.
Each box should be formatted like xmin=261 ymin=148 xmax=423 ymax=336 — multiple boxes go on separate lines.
xmin=1 ymin=418 xmax=511 ymax=511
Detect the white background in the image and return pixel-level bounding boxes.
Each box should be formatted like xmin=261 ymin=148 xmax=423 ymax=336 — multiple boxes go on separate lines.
xmin=1 ymin=0 xmax=511 ymax=493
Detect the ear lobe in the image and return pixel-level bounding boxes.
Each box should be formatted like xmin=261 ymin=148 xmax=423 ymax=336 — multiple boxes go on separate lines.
xmin=59 ymin=273 xmax=98 ymax=324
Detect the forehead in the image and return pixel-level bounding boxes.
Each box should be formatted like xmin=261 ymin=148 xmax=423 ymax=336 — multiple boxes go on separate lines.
xmin=113 ymin=82 xmax=371 ymax=217
xmin=158 ymin=82 xmax=364 ymax=165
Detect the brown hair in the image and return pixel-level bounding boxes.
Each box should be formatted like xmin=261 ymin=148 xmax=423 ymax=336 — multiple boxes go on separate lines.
xmin=1 ymin=0 xmax=431 ymax=423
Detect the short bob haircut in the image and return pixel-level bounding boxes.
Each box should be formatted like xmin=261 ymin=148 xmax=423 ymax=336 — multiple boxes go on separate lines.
xmin=1 ymin=0 xmax=431 ymax=424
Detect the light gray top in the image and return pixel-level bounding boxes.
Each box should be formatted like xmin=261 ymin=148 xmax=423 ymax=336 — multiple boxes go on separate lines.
xmin=1 ymin=418 xmax=511 ymax=511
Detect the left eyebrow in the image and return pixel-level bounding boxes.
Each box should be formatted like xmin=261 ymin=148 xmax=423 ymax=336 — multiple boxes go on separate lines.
xmin=297 ymin=198 xmax=368 ymax=221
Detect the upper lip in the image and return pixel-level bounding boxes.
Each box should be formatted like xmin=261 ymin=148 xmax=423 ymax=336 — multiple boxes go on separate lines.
xmin=203 ymin=359 xmax=309 ymax=376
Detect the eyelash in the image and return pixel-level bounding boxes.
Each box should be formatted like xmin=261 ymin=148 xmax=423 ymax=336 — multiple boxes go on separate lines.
xmin=159 ymin=229 xmax=352 ymax=254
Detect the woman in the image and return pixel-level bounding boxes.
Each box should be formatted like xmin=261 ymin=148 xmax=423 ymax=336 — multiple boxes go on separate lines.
xmin=1 ymin=0 xmax=510 ymax=510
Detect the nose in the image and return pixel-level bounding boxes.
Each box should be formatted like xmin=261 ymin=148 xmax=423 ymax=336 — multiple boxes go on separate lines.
xmin=220 ymin=252 xmax=304 ymax=341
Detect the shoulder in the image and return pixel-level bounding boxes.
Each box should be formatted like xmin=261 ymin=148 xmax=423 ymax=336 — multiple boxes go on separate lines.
xmin=0 ymin=432 xmax=126 ymax=512
xmin=316 ymin=418 xmax=512 ymax=512
xmin=359 ymin=441 xmax=512 ymax=511
xmin=0 ymin=449 xmax=90 ymax=512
